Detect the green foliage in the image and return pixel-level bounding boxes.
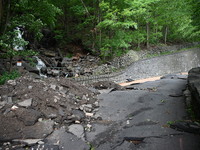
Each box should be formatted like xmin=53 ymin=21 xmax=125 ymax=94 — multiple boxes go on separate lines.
xmin=25 ymin=57 xmax=37 ymax=67
xmin=0 ymin=30 xmax=38 ymax=58
xmin=0 ymin=29 xmax=38 ymax=72
xmin=0 ymin=49 xmax=38 ymax=58
xmin=88 ymin=142 xmax=95 ymax=150
xmin=54 ymin=30 xmax=65 ymax=45
xmin=65 ymin=53 xmax=73 ymax=58
xmin=146 ymin=46 xmax=196 ymax=58
xmin=1 ymin=0 xmax=200 ymax=60
xmin=186 ymin=104 xmax=196 ymax=120
xmin=0 ymin=71 xmax=20 ymax=85
xmin=14 ymin=0 xmax=62 ymax=27
xmin=192 ymin=0 xmax=200 ymax=30
xmin=97 ymin=1 xmax=137 ymax=58
xmin=0 ymin=30 xmax=27 ymax=51
xmin=0 ymin=0 xmax=62 ymax=43
xmin=167 ymin=120 xmax=176 ymax=125
xmin=161 ymin=99 xmax=166 ymax=103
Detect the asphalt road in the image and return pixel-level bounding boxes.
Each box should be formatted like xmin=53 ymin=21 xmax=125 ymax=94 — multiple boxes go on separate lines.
xmin=86 ymin=74 xmax=200 ymax=150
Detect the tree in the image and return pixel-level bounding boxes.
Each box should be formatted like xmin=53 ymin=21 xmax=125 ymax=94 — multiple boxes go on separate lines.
xmin=191 ymin=0 xmax=200 ymax=40
xmin=95 ymin=0 xmax=137 ymax=59
xmin=0 ymin=0 xmax=61 ymax=72
xmin=0 ymin=29 xmax=37 ymax=72
xmin=1 ymin=0 xmax=199 ymax=63
xmin=0 ymin=0 xmax=11 ymax=34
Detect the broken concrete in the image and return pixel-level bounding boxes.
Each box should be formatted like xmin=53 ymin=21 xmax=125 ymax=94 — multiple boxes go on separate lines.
xmin=86 ymin=75 xmax=200 ymax=150
xmin=47 ymin=127 xmax=90 ymax=150
xmin=17 ymin=98 xmax=32 ymax=107
xmin=14 ymin=107 xmax=42 ymax=126
xmin=68 ymin=124 xmax=85 ymax=141
xmin=0 ymin=74 xmax=99 ymax=149
xmin=0 ymin=116 xmax=54 ymax=141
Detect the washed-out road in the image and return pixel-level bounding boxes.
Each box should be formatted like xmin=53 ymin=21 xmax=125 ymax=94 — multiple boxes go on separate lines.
xmin=85 ymin=74 xmax=200 ymax=150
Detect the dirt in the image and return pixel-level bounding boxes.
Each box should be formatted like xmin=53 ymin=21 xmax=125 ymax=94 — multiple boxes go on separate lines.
xmin=92 ymin=81 xmax=124 ymax=90
xmin=0 ymin=73 xmax=101 ymax=148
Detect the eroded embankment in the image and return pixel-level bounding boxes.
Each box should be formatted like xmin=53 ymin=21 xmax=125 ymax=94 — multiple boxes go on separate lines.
xmin=112 ymin=48 xmax=200 ymax=83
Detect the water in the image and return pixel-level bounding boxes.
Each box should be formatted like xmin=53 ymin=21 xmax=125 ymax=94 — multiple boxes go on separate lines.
xmin=13 ymin=27 xmax=47 ymax=77
xmin=34 ymin=56 xmax=47 ymax=78
xmin=13 ymin=27 xmax=24 ymax=51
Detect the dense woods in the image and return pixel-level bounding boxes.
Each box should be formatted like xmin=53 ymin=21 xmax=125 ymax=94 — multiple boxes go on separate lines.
xmin=0 ymin=0 xmax=200 ymax=59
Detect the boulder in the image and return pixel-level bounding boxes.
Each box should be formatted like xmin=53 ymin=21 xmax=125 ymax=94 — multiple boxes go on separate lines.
xmin=18 ymin=98 xmax=32 ymax=107
xmin=43 ymin=51 xmax=57 ymax=57
xmin=68 ymin=124 xmax=85 ymax=141
xmin=61 ymin=57 xmax=72 ymax=66
xmin=22 ymin=62 xmax=39 ymax=74
xmin=47 ymin=127 xmax=90 ymax=150
xmin=188 ymin=67 xmax=200 ymax=118
xmin=0 ymin=115 xmax=54 ymax=141
xmin=72 ymin=109 xmax=85 ymax=121
xmin=52 ymin=70 xmax=60 ymax=76
xmin=14 ymin=108 xmax=42 ymax=126
xmin=93 ymin=81 xmax=123 ymax=90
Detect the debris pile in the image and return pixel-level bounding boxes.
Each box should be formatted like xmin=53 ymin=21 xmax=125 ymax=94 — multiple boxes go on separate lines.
xmin=0 ymin=74 xmax=100 ymax=149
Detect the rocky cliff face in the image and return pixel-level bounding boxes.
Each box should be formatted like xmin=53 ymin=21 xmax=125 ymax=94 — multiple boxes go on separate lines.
xmin=188 ymin=67 xmax=200 ymax=118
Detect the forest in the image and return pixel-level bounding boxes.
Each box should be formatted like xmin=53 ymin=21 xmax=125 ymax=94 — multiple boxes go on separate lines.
xmin=0 ymin=0 xmax=200 ymax=59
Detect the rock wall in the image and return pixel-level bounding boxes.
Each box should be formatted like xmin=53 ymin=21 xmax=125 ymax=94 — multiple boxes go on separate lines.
xmin=188 ymin=67 xmax=200 ymax=118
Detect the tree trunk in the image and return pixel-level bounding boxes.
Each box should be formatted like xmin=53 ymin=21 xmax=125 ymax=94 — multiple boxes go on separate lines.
xmin=9 ymin=56 xmax=13 ymax=72
xmin=137 ymin=20 xmax=140 ymax=49
xmin=155 ymin=24 xmax=158 ymax=40
xmin=0 ymin=0 xmax=11 ymax=34
xmin=0 ymin=0 xmax=2 ymax=24
xmin=91 ymin=30 xmax=95 ymax=50
xmin=164 ymin=26 xmax=168 ymax=44
xmin=80 ymin=0 xmax=90 ymax=16
xmin=146 ymin=22 xmax=150 ymax=49
xmin=98 ymin=0 xmax=102 ymax=52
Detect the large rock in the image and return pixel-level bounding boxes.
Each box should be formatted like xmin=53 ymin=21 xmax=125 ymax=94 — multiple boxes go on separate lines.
xmin=93 ymin=81 xmax=123 ymax=90
xmin=68 ymin=124 xmax=85 ymax=141
xmin=17 ymin=98 xmax=32 ymax=107
xmin=47 ymin=127 xmax=90 ymax=150
xmin=22 ymin=62 xmax=39 ymax=74
xmin=14 ymin=108 xmax=42 ymax=126
xmin=61 ymin=57 xmax=72 ymax=66
xmin=43 ymin=51 xmax=57 ymax=57
xmin=0 ymin=115 xmax=54 ymax=141
xmin=188 ymin=67 xmax=200 ymax=118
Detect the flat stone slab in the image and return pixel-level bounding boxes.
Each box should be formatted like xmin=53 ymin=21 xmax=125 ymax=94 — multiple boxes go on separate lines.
xmin=14 ymin=107 xmax=42 ymax=126
xmin=68 ymin=124 xmax=85 ymax=141
xmin=13 ymin=139 xmax=43 ymax=145
xmin=47 ymin=127 xmax=90 ymax=150
xmin=17 ymin=98 xmax=32 ymax=107
xmin=0 ymin=115 xmax=54 ymax=141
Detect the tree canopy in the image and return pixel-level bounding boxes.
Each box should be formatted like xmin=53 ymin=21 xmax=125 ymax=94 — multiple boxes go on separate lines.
xmin=0 ymin=0 xmax=200 ymax=59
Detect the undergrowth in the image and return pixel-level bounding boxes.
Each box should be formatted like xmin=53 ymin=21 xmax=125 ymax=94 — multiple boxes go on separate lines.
xmin=146 ymin=44 xmax=200 ymax=58
xmin=0 ymin=70 xmax=20 ymax=85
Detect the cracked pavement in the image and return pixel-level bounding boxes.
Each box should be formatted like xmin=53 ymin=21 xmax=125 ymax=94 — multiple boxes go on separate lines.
xmin=86 ymin=74 xmax=200 ymax=150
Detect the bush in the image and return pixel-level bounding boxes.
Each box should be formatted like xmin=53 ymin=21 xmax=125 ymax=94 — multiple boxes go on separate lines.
xmin=0 ymin=71 xmax=20 ymax=85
